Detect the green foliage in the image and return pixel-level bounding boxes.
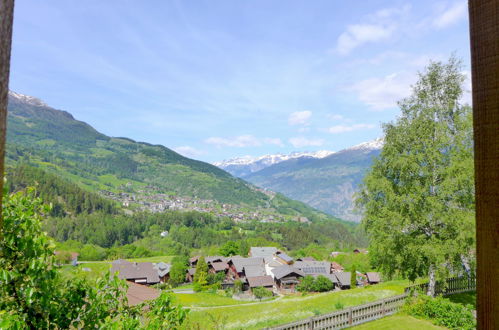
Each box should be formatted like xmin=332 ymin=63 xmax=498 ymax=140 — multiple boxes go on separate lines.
xmin=145 ymin=292 xmax=189 ymax=329
xmin=219 ymin=240 xmax=239 ymax=257
xmin=356 ymin=57 xmax=475 ymax=293
xmin=252 ymin=287 xmax=273 ymax=300
xmin=194 ymin=256 xmax=208 ymax=283
xmin=334 ymin=302 xmax=344 ymax=310
xmin=351 ymin=268 xmax=357 ymax=288
xmin=297 ymin=275 xmax=334 ymax=292
xmin=404 ymin=295 xmax=475 ymax=330
xmin=0 ymin=188 xmax=188 ymax=328
xmin=169 ymin=256 xmax=189 ymax=287
xmin=234 ymin=279 xmax=243 ymax=293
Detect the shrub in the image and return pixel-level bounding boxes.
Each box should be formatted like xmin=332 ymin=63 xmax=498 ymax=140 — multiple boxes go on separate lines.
xmin=314 ymin=275 xmax=334 ymax=292
xmin=234 ymin=280 xmax=243 ymax=293
xmin=335 ymin=302 xmax=344 ymax=310
xmin=404 ymin=295 xmax=476 ymax=330
xmin=252 ymin=287 xmax=273 ymax=300
xmin=297 ymin=276 xmax=316 ymax=292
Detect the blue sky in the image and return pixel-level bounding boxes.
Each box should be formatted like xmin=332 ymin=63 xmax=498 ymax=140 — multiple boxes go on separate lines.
xmin=9 ymin=0 xmax=470 ymax=162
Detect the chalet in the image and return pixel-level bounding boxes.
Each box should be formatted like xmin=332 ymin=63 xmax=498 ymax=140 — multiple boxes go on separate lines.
xmin=331 ymin=262 xmax=344 ymax=273
xmin=228 ymin=257 xmax=264 ymax=280
xmin=275 ymin=252 xmax=293 ymax=265
xmin=249 ymin=247 xmax=278 ymax=258
xmin=111 ymin=260 xmax=160 ymax=285
xmin=272 ymin=265 xmax=305 ymax=293
xmin=205 ymin=256 xmax=227 ymax=264
xmin=247 ymin=275 xmax=275 ymax=292
xmin=189 ymin=256 xmax=199 ymax=267
xmin=366 ymin=272 xmax=381 ymax=285
xmin=335 ymin=272 xmax=351 ymax=289
xmin=243 ymin=264 xmax=266 ymax=278
xmin=209 ymin=261 xmax=229 ymax=274
xmin=294 ymin=260 xmax=338 ymax=288
xmin=153 ymin=262 xmax=171 ymax=283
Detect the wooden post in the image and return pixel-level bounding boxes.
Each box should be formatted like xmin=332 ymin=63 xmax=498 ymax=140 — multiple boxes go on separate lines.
xmin=469 ymin=1 xmax=499 ymax=329
xmin=0 ymin=0 xmax=15 ymax=234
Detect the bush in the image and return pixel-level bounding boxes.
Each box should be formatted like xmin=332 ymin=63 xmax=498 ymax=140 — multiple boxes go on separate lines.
xmin=297 ymin=276 xmax=316 ymax=292
xmin=252 ymin=287 xmax=273 ymax=300
xmin=335 ymin=302 xmax=344 ymax=310
xmin=297 ymin=275 xmax=334 ymax=292
xmin=234 ymin=280 xmax=243 ymax=293
xmin=404 ymin=295 xmax=476 ymax=330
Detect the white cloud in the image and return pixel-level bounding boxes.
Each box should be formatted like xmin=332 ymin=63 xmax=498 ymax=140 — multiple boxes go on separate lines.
xmin=288 ymin=137 xmax=324 ymax=148
xmin=334 ymin=5 xmax=410 ymax=55
xmin=288 ymin=110 xmax=312 ymax=126
xmin=349 ymin=72 xmax=415 ymax=110
xmin=433 ymin=2 xmax=467 ymax=29
xmin=328 ymin=124 xmax=376 ymax=134
xmin=204 ymin=135 xmax=283 ymax=148
xmin=174 ymin=146 xmax=205 ymax=158
xmin=328 ymin=114 xmax=344 ymax=121
xmin=336 ymin=24 xmax=395 ymax=55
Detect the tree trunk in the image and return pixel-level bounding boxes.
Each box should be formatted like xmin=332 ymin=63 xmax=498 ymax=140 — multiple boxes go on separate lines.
xmin=469 ymin=1 xmax=499 ymax=328
xmin=0 ymin=0 xmax=15 ymax=233
xmin=427 ymin=265 xmax=436 ymax=297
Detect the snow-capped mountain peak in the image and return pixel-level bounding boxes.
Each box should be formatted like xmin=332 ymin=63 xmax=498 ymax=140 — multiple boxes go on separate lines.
xmin=345 ymin=137 xmax=384 ymax=152
xmin=8 ymin=91 xmax=47 ymax=107
xmin=214 ymin=150 xmax=334 ymax=167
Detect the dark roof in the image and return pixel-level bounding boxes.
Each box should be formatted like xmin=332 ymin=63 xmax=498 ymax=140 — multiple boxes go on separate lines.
xmin=244 ymin=265 xmax=266 ymax=277
xmin=210 ymin=261 xmax=229 ymax=272
xmin=247 ymin=275 xmax=275 ymax=288
xmin=231 ymin=257 xmax=264 ymax=273
xmin=276 ymin=253 xmax=293 ymax=263
xmin=111 ymin=261 xmax=160 ymax=284
xmin=272 ymin=266 xmax=305 ymax=280
xmin=205 ymin=256 xmax=227 ymax=264
xmin=126 ymin=281 xmax=160 ymax=306
xmin=366 ymin=272 xmax=381 ymax=283
xmin=154 ymin=262 xmax=171 ymax=277
xmin=250 ymin=247 xmax=277 ymax=258
xmin=189 ymin=256 xmax=199 ymax=263
xmin=335 ymin=272 xmax=351 ymax=286
xmin=294 ymin=261 xmax=331 ymax=275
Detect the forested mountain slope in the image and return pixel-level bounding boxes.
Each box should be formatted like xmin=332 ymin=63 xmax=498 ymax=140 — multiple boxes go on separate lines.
xmin=244 ymin=140 xmax=382 ymax=222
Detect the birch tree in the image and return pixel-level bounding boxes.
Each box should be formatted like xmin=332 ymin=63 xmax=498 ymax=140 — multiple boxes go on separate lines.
xmin=356 ymin=57 xmax=475 ymax=296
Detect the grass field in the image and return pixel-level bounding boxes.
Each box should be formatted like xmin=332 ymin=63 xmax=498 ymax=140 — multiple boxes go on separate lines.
xmin=183 ymin=280 xmax=409 ymax=329
xmin=173 ymin=292 xmax=261 ymax=308
xmin=352 ymin=314 xmax=445 ymax=329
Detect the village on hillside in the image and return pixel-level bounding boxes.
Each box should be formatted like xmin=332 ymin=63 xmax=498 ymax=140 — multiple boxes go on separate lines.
xmin=107 ymin=247 xmax=380 ymax=304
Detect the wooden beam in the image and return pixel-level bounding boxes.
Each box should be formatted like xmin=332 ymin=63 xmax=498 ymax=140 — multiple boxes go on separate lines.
xmin=469 ymin=0 xmax=499 ymax=328
xmin=0 ymin=0 xmax=15 ymax=232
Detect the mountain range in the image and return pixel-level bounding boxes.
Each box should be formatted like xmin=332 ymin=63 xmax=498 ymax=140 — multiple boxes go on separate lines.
xmin=5 ymin=91 xmax=350 ymax=226
xmin=215 ymin=139 xmax=383 ymax=222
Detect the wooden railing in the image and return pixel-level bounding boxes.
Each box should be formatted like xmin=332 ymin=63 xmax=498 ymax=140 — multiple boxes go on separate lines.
xmin=267 ymin=276 xmax=476 ymax=330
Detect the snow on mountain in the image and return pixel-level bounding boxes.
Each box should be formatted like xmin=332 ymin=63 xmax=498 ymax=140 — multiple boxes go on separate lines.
xmin=343 ymin=137 xmax=384 ymax=152
xmin=214 ymin=150 xmax=334 ymax=168
xmin=8 ymin=91 xmax=47 ymax=107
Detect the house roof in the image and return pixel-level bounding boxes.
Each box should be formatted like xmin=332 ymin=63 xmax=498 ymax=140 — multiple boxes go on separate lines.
xmin=335 ymin=272 xmax=351 ymax=286
xmin=294 ymin=261 xmax=331 ymax=275
xmin=312 ymin=274 xmax=339 ymax=283
xmin=276 ymin=253 xmax=293 ymax=263
xmin=205 ymin=256 xmax=227 ymax=264
xmin=272 ymin=265 xmax=305 ymax=280
xmin=250 ymin=247 xmax=278 ymax=258
xmin=126 ymin=281 xmax=160 ymax=306
xmin=111 ymin=261 xmax=160 ymax=284
xmin=231 ymin=257 xmax=264 ymax=273
xmin=366 ymin=272 xmax=381 ymax=283
xmin=331 ymin=262 xmax=344 ymax=271
xmin=210 ymin=261 xmax=229 ymax=272
xmin=244 ymin=265 xmax=266 ymax=277
xmin=154 ymin=262 xmax=171 ymax=277
xmin=247 ymin=275 xmax=275 ymax=288
xmin=187 ymin=268 xmax=196 ymax=276
xmin=189 ymin=256 xmax=199 ymax=264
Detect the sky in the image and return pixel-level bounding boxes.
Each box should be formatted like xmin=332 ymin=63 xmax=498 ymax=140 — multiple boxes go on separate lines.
xmin=9 ymin=0 xmax=471 ymax=163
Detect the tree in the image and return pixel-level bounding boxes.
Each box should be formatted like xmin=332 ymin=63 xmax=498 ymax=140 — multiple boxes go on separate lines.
xmin=194 ymin=256 xmax=208 ymax=283
xmin=252 ymin=287 xmax=273 ymax=300
xmin=169 ymin=256 xmax=189 ymax=287
xmin=350 ymin=268 xmax=357 ymax=289
xmin=297 ymin=276 xmax=316 ymax=292
xmin=219 ymin=241 xmax=239 ymax=257
xmin=314 ymin=275 xmax=334 ymax=292
xmin=356 ymin=57 xmax=475 ymax=296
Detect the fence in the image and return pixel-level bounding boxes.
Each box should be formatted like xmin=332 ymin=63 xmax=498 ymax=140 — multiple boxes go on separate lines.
xmin=268 ymin=276 xmax=476 ymax=330
xmin=404 ymin=275 xmax=476 ymax=296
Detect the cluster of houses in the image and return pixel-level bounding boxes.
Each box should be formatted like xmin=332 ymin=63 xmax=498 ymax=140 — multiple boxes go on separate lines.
xmin=110 ymin=247 xmax=381 ymax=295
